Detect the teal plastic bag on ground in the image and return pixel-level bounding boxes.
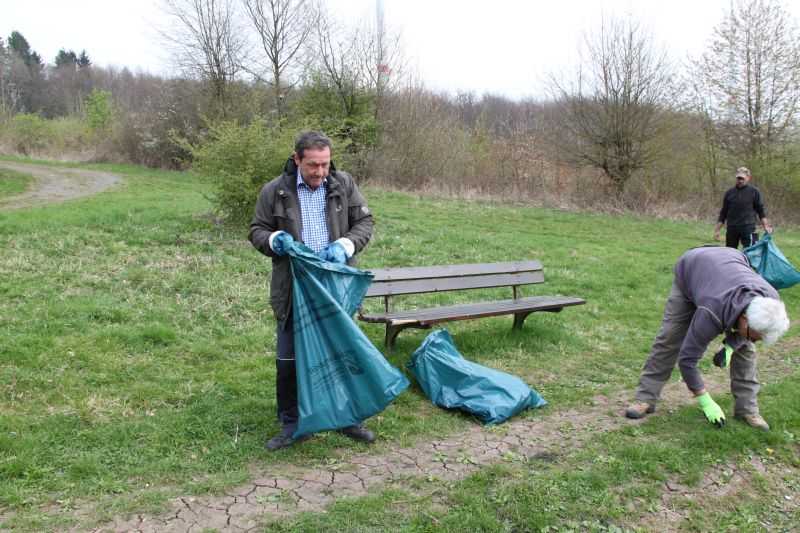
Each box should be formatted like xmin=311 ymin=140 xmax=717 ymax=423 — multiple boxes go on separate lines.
xmin=743 ymin=233 xmax=800 ymax=290
xmin=407 ymin=329 xmax=546 ymax=425
xmin=286 ymin=242 xmax=409 ymax=438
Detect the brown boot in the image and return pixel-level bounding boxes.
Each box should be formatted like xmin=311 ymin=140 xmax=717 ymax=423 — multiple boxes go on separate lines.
xmin=735 ymin=414 xmax=770 ymax=431
xmin=625 ymin=401 xmax=656 ymax=419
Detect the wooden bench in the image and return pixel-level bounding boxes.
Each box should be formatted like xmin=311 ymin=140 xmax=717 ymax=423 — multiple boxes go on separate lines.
xmin=358 ymin=260 xmax=586 ymax=349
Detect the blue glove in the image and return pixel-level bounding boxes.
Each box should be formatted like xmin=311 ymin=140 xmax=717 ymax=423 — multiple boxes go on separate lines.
xmin=319 ymin=242 xmax=347 ymax=264
xmin=271 ymin=232 xmax=294 ymax=256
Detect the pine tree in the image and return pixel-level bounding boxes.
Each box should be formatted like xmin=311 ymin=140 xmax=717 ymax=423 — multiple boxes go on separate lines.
xmin=77 ymin=50 xmax=91 ymax=68
xmin=55 ymin=49 xmax=78 ymax=68
xmin=8 ymin=31 xmax=34 ymax=66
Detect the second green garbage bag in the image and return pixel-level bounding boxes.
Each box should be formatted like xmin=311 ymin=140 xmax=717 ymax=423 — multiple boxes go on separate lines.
xmin=408 ymin=329 xmax=547 ymax=424
xmin=288 ymin=242 xmax=409 ymax=439
xmin=743 ymin=233 xmax=800 ymax=290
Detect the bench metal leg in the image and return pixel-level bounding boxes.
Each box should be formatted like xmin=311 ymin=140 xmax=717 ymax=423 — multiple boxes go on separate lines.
xmin=385 ymin=324 xmax=406 ymax=350
xmin=512 ymin=312 xmax=532 ymax=330
xmin=513 ymin=307 xmax=564 ymax=330
xmin=385 ymin=322 xmax=433 ymax=350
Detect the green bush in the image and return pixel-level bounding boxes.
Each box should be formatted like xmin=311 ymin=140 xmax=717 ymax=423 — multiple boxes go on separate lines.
xmin=84 ymin=89 xmax=114 ymax=137
xmin=5 ymin=114 xmax=53 ymax=155
xmin=289 ymin=76 xmax=380 ymax=179
xmin=1 ymin=114 xmax=93 ymax=158
xmin=187 ymin=119 xmax=296 ymax=224
xmin=48 ymin=116 xmax=91 ymax=153
xmin=112 ymin=111 xmax=192 ymax=168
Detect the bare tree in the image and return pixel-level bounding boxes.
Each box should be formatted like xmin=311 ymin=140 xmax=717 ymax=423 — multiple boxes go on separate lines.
xmin=311 ymin=11 xmax=366 ymax=118
xmin=549 ymin=17 xmax=674 ymax=194
xmin=691 ymin=0 xmax=800 ymax=165
xmin=160 ymin=0 xmax=245 ymax=117
xmin=241 ymin=0 xmax=314 ymax=117
xmin=310 ymin=5 xmax=403 ymax=118
xmin=1 ymin=32 xmax=47 ymax=114
xmin=0 ymin=37 xmax=12 ymax=114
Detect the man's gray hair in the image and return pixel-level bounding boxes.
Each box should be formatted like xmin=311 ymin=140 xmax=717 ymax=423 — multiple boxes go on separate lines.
xmin=747 ymin=296 xmax=790 ymax=345
xmin=294 ymin=131 xmax=332 ymax=159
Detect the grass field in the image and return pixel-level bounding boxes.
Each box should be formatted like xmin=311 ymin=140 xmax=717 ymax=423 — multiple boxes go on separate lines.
xmin=1 ymin=159 xmax=798 ymax=531
xmin=0 ymin=168 xmax=33 ymax=198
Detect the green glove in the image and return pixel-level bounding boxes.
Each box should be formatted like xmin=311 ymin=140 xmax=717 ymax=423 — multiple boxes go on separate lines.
xmin=713 ymin=344 xmax=734 ymax=368
xmin=697 ymin=392 xmax=726 ymax=428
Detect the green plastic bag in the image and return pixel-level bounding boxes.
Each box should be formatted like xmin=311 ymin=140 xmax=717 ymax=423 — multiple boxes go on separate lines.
xmin=286 ymin=242 xmax=409 ymax=438
xmin=743 ymin=233 xmax=800 ymax=290
xmin=407 ymin=329 xmax=546 ymax=425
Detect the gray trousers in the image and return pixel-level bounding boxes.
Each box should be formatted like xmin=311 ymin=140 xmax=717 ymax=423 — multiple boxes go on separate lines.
xmin=634 ymin=281 xmax=760 ymax=416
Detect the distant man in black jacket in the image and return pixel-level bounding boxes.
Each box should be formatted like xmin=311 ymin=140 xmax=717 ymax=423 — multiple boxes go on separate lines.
xmin=713 ymin=167 xmax=772 ymax=248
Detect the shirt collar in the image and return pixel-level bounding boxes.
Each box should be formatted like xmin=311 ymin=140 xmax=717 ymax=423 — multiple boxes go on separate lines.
xmin=296 ymin=170 xmax=327 ymax=190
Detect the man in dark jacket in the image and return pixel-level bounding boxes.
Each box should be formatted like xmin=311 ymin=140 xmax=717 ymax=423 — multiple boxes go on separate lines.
xmin=249 ymin=131 xmax=374 ymax=450
xmin=714 ymin=166 xmax=772 ymax=248
xmin=625 ymin=247 xmax=789 ymax=431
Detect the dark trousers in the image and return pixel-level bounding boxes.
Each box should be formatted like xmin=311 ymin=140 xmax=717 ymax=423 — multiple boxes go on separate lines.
xmin=276 ymin=316 xmax=298 ymax=429
xmin=726 ymin=225 xmax=757 ymax=249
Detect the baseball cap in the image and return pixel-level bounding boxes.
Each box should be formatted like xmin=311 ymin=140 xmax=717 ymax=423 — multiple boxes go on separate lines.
xmin=735 ymin=167 xmax=751 ymax=178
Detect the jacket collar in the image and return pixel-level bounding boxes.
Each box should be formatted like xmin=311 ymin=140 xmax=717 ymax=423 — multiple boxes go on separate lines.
xmin=281 ymin=157 xmax=341 ymax=194
xmin=282 ymin=156 xmax=338 ymax=176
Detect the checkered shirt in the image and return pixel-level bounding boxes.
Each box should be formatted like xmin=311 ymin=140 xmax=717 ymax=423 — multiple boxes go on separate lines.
xmin=296 ymin=172 xmax=330 ymax=253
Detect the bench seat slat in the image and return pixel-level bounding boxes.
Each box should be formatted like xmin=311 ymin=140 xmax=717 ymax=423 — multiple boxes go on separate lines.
xmin=360 ymin=295 xmax=585 ymax=324
xmin=367 ymin=260 xmax=542 ymax=281
xmin=364 ymin=271 xmax=544 ymax=297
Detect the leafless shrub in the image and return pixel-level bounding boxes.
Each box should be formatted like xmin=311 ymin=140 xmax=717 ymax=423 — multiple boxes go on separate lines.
xmin=547 ymin=16 xmax=676 ymax=198
xmin=241 ymin=0 xmax=315 ymax=117
xmin=158 ymin=0 xmax=246 ymax=118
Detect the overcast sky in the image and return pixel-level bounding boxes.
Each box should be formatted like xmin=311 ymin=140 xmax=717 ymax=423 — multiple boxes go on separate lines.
xmin=3 ymin=0 xmax=800 ymax=99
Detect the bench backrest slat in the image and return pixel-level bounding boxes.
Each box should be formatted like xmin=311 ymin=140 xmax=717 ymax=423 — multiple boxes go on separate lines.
xmin=365 ymin=261 xmax=545 ymax=297
xmin=367 ymin=260 xmax=542 ymax=282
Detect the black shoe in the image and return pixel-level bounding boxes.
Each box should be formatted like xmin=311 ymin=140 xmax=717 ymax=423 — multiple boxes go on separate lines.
xmin=338 ymin=424 xmax=376 ymax=443
xmin=265 ymin=430 xmax=311 ymax=451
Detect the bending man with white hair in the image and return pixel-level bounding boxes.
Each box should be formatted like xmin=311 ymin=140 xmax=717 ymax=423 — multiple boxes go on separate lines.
xmin=626 ymin=246 xmax=790 ymax=430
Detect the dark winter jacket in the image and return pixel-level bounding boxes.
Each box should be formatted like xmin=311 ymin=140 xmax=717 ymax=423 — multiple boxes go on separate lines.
xmin=717 ymin=184 xmax=767 ymax=228
xmin=248 ymin=158 xmax=374 ymax=326
xmin=673 ymin=246 xmax=779 ymax=391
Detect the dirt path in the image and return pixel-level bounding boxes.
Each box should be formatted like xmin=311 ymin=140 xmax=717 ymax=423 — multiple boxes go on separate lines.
xmin=0 ymin=161 xmax=122 ymax=209
xmin=90 ymin=349 xmax=799 ymax=533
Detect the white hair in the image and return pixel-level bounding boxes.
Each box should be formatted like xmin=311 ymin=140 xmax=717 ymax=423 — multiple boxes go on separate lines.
xmin=747 ymin=297 xmax=790 ymax=345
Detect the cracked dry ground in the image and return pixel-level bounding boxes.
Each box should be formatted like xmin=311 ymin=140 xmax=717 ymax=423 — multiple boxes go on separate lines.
xmin=65 ymin=346 xmax=796 ymax=533
xmin=638 ymin=454 xmax=798 ymax=532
